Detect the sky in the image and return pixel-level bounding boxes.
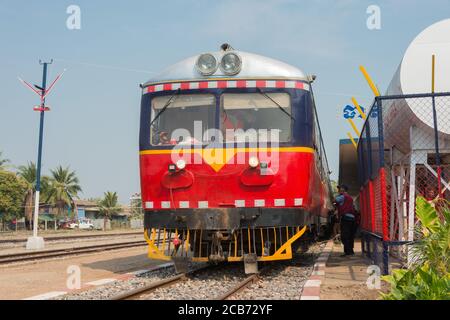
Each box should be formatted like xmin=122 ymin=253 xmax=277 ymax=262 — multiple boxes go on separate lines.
xmin=0 ymin=0 xmax=449 ymax=203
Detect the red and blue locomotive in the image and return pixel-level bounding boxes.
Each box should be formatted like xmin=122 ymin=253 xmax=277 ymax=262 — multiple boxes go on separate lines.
xmin=139 ymin=44 xmax=332 ymax=272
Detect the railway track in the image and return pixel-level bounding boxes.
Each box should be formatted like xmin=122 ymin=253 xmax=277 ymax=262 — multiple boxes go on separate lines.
xmin=110 ymin=264 xmax=216 ymax=300
xmin=216 ymin=274 xmax=260 ymax=300
xmin=110 ymin=264 xmax=262 ymax=301
xmin=0 ymin=231 xmax=142 ymax=244
xmin=54 ymin=243 xmax=324 ymax=300
xmin=110 ymin=273 xmax=188 ymax=300
xmin=0 ymin=240 xmax=146 ymax=265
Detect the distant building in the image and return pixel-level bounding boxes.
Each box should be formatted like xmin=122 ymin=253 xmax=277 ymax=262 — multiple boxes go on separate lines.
xmin=73 ymin=199 xmax=100 ymax=220
xmin=39 ymin=199 xmax=131 ymax=222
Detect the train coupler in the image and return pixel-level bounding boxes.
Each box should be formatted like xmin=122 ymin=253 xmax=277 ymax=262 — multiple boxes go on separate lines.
xmin=209 ymin=254 xmax=226 ymax=263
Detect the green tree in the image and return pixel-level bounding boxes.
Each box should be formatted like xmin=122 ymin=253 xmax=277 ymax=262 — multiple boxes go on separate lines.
xmin=46 ymin=166 xmax=82 ymax=218
xmin=98 ymin=191 xmax=121 ymax=231
xmin=0 ymin=171 xmax=27 ymax=223
xmin=17 ymin=162 xmax=51 ymax=228
xmin=0 ymin=151 xmax=10 ymax=170
xmin=381 ymin=197 xmax=450 ymax=300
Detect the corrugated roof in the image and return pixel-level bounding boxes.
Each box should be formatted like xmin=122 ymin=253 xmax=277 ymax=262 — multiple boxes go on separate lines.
xmin=74 ymin=199 xmax=98 ymax=207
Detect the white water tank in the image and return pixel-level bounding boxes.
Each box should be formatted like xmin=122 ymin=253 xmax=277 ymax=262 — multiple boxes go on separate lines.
xmin=383 ymin=19 xmax=450 ymax=153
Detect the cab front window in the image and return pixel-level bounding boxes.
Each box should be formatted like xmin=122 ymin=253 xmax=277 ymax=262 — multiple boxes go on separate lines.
xmin=220 ymin=92 xmax=292 ymax=142
xmin=150 ymin=94 xmax=216 ymax=146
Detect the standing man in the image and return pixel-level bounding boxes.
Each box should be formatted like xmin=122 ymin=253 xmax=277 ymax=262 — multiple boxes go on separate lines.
xmin=334 ymin=185 xmax=356 ymax=256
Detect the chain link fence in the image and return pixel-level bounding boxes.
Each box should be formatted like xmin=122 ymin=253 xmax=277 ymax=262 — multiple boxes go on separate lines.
xmin=357 ymin=92 xmax=450 ymax=274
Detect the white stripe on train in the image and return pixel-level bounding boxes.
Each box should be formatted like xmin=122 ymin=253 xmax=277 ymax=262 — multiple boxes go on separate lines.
xmin=143 ymin=80 xmax=309 ymax=94
xmin=143 ymin=199 xmax=304 ymax=209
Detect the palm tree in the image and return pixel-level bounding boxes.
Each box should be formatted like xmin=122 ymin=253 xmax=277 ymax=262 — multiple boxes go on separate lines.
xmin=0 ymin=151 xmax=10 ymax=170
xmin=46 ymin=166 xmax=82 ymax=219
xmin=98 ymin=191 xmax=121 ymax=231
xmin=17 ymin=162 xmax=51 ymax=229
xmin=17 ymin=162 xmax=36 ymax=228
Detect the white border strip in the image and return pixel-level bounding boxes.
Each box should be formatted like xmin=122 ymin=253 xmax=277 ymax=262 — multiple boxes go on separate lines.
xmin=300 ymin=240 xmax=333 ymax=300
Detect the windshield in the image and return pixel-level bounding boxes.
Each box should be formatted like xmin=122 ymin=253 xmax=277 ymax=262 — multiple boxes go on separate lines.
xmin=151 ymin=94 xmax=216 ymax=145
xmin=221 ymin=93 xmax=292 ymax=142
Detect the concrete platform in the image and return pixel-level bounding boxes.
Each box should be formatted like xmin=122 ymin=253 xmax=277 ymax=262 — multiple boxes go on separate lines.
xmin=320 ymin=240 xmax=387 ymax=300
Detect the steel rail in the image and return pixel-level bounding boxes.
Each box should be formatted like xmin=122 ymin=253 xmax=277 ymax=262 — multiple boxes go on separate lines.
xmin=110 ymin=273 xmax=187 ymax=300
xmin=110 ymin=265 xmax=218 ymax=300
xmin=216 ymin=274 xmax=260 ymax=300
xmin=0 ymin=231 xmax=142 ymax=244
xmin=0 ymin=240 xmax=146 ymax=264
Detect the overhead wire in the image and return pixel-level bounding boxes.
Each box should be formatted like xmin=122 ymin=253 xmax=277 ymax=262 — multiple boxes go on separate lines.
xmin=53 ymin=58 xmax=158 ymax=75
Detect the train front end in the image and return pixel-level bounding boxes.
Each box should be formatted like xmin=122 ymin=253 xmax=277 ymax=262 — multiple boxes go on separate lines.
xmin=139 ymin=46 xmax=331 ymax=271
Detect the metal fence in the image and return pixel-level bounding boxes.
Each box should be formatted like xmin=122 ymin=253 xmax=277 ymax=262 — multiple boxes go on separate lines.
xmin=357 ymin=92 xmax=450 ymax=274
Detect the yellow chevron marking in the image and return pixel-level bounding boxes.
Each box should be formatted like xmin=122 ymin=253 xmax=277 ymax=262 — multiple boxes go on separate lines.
xmin=201 ymin=148 xmax=237 ymax=172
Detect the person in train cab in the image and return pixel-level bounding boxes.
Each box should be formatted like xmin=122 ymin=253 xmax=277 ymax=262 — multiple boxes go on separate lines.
xmin=334 ymin=185 xmax=356 ymax=256
xmin=242 ymin=110 xmax=257 ymax=131
xmin=158 ymin=131 xmax=177 ymax=145
xmin=158 ymin=131 xmax=170 ymax=145
xmin=222 ymin=110 xmax=243 ymax=130
xmin=222 ymin=110 xmax=244 ymax=141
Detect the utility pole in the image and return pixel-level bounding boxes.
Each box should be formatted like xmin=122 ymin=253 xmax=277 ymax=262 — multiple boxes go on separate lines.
xmin=19 ymin=60 xmax=64 ymax=250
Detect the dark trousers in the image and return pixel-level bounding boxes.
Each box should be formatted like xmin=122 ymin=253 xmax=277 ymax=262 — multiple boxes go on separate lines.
xmin=340 ymin=219 xmax=356 ymax=255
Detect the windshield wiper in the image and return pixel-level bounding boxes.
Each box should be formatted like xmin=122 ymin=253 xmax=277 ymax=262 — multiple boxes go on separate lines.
xmin=149 ymin=88 xmax=181 ymax=128
xmin=257 ymin=88 xmax=295 ymax=121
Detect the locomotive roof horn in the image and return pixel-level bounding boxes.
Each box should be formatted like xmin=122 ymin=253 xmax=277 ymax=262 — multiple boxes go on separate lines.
xmin=220 ymin=43 xmax=234 ymax=51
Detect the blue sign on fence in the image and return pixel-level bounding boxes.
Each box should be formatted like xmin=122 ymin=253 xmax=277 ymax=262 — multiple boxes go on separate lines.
xmin=370 ymin=106 xmax=378 ymax=118
xmin=343 ymin=105 xmax=365 ymax=119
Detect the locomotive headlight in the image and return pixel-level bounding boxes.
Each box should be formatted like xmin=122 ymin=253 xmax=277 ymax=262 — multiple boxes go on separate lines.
xmin=220 ymin=52 xmax=242 ymax=75
xmin=249 ymin=156 xmax=259 ymax=168
xmin=176 ymin=159 xmax=186 ymax=170
xmin=195 ymin=53 xmax=218 ymax=76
